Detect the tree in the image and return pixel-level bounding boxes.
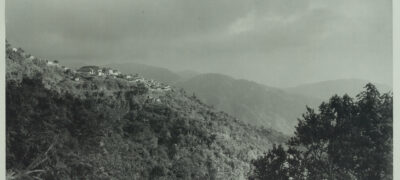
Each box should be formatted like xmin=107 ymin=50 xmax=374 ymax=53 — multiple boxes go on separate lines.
xmin=249 ymin=83 xmax=393 ymax=180
xmin=250 ymin=144 xmax=288 ymax=180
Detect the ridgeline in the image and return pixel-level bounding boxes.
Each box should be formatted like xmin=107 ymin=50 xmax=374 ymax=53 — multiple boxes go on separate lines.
xmin=6 ymin=43 xmax=287 ymax=180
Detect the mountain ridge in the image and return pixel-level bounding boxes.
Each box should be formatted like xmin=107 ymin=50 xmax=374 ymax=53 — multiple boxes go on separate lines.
xmin=285 ymin=78 xmax=392 ymax=100
xmin=106 ymin=62 xmax=182 ymax=84
xmin=6 ymin=43 xmax=286 ymax=179
xmin=175 ymin=73 xmax=321 ymax=134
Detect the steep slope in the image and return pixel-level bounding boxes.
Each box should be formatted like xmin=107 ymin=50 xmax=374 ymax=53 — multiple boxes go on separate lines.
xmin=285 ymin=79 xmax=392 ymax=100
xmin=175 ymin=73 xmax=321 ymax=134
xmin=6 ymin=45 xmax=286 ymax=179
xmin=107 ymin=62 xmax=182 ymax=84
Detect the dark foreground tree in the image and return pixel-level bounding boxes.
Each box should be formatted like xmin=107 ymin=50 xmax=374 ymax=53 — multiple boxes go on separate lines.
xmin=249 ymin=83 xmax=392 ymax=180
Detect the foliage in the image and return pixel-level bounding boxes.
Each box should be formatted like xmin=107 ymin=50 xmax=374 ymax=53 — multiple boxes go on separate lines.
xmin=249 ymin=144 xmax=288 ymax=180
xmin=6 ymin=45 xmax=287 ymax=179
xmin=249 ymin=83 xmax=393 ymax=180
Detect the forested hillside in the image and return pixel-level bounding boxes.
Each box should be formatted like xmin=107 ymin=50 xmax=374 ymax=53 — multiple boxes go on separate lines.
xmin=6 ymin=44 xmax=287 ymax=179
xmin=176 ymin=74 xmax=321 ymax=134
xmin=249 ymin=84 xmax=393 ymax=179
xmin=104 ymin=64 xmax=322 ymax=135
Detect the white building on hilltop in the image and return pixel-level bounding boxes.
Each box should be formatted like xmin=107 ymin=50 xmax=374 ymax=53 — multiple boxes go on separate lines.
xmin=97 ymin=69 xmax=105 ymax=76
xmin=107 ymin=69 xmax=121 ymax=76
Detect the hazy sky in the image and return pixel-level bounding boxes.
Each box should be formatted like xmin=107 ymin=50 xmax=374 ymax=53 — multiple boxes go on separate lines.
xmin=6 ymin=0 xmax=392 ymax=87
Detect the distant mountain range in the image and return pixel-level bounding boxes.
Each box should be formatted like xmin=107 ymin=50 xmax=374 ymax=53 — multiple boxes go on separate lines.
xmin=175 ymin=70 xmax=201 ymax=81
xmin=285 ymin=79 xmax=392 ymax=100
xmin=104 ymin=62 xmax=391 ymax=135
xmin=175 ymin=73 xmax=321 ymax=134
xmin=7 ymin=43 xmax=392 ymax=179
xmin=104 ymin=63 xmax=318 ymax=134
xmin=107 ymin=62 xmax=182 ymax=84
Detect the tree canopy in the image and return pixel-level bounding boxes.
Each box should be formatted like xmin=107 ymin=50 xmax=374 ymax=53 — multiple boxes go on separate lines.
xmin=249 ymin=83 xmax=393 ymax=180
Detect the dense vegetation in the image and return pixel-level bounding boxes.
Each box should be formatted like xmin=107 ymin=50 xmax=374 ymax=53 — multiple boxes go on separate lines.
xmin=249 ymin=84 xmax=393 ymax=180
xmin=6 ymin=43 xmax=392 ymax=179
xmin=6 ymin=44 xmax=286 ymax=179
xmin=101 ymin=64 xmax=322 ymax=135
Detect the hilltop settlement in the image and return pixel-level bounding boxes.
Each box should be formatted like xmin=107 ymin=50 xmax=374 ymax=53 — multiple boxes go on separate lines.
xmin=6 ymin=43 xmax=286 ymax=179
xmin=6 ymin=43 xmax=173 ymax=103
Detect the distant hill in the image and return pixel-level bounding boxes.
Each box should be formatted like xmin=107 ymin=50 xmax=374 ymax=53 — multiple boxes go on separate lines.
xmin=60 ymin=61 xmax=91 ymax=69
xmin=107 ymin=62 xmax=182 ymax=84
xmin=176 ymin=73 xmax=321 ymax=134
xmin=176 ymin=70 xmax=201 ymax=81
xmin=6 ymin=44 xmax=287 ymax=179
xmin=100 ymin=63 xmax=323 ymax=134
xmin=285 ymin=79 xmax=392 ymax=100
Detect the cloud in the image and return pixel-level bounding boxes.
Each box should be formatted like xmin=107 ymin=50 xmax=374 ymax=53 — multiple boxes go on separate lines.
xmin=6 ymin=0 xmax=392 ymax=87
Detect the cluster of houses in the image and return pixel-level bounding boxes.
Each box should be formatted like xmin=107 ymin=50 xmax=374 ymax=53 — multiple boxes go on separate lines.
xmin=9 ymin=47 xmax=41 ymax=63
xmin=7 ymin=44 xmax=173 ymax=100
xmin=9 ymin=45 xmax=63 ymax=69
xmin=77 ymin=66 xmax=121 ymax=77
xmin=77 ymin=66 xmax=167 ymax=86
xmin=7 ymin=44 xmax=84 ymax=83
xmin=75 ymin=66 xmax=173 ymax=94
xmin=76 ymin=66 xmax=170 ymax=91
xmin=75 ymin=66 xmax=173 ymax=103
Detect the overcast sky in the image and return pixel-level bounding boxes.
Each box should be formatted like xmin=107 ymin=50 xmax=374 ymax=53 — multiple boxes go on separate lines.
xmin=6 ymin=0 xmax=392 ymax=87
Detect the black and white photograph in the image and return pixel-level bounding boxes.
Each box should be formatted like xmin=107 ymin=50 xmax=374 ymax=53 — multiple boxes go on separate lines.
xmin=2 ymin=0 xmax=396 ymax=179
